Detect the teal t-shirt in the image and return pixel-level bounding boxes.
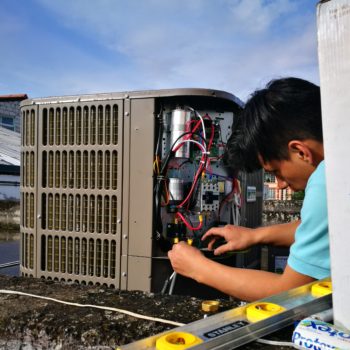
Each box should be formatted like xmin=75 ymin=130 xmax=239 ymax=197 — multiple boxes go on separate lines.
xmin=288 ymin=161 xmax=330 ymax=279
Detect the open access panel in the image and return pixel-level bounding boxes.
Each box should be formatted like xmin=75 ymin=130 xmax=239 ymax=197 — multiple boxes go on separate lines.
xmin=20 ymin=88 xmax=263 ymax=296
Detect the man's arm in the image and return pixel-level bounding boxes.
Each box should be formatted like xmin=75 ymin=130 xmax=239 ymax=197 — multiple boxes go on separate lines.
xmin=202 ymin=220 xmax=300 ymax=256
xmin=198 ymin=259 xmax=314 ymax=301
xmin=168 ymin=241 xmax=314 ymax=301
xmin=255 ymin=220 xmax=300 ymax=246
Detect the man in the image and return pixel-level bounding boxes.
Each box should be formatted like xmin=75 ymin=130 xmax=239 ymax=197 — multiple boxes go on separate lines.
xmin=168 ymin=77 xmax=329 ymax=301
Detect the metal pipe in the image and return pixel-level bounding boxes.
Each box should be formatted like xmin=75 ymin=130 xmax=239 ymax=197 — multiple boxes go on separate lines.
xmin=169 ymin=272 xmax=177 ymax=295
xmin=0 ymin=261 xmax=20 ymax=269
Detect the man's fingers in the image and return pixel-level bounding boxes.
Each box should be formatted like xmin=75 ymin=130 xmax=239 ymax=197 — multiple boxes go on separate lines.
xmin=214 ymin=243 xmax=231 ymax=256
xmin=207 ymin=238 xmax=218 ymax=251
xmin=202 ymin=227 xmax=226 ymax=241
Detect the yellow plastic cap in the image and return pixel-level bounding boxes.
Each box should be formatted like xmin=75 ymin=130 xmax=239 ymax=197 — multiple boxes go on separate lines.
xmin=246 ymin=302 xmax=286 ymax=323
xmin=311 ymin=281 xmax=332 ymax=298
xmin=201 ymin=300 xmax=219 ymax=313
xmin=156 ymin=332 xmax=203 ymax=350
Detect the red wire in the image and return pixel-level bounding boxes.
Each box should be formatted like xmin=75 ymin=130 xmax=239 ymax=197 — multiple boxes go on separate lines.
xmin=177 ymin=156 xmax=205 ymax=208
xmin=176 ymin=212 xmax=203 ymax=231
xmin=173 ymin=119 xmax=202 ymax=152
xmin=234 ymin=178 xmax=242 ymax=208
xmin=173 ymin=113 xmax=216 ymax=209
xmin=173 ymin=114 xmax=213 ymax=153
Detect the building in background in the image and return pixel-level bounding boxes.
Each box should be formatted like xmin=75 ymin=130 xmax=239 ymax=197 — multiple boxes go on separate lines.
xmin=0 ymin=93 xmax=24 ymax=201
xmin=0 ymin=95 xmax=22 ymax=241
xmin=0 ymin=94 xmax=27 ymax=133
xmin=0 ymin=126 xmax=21 ymax=201
xmin=0 ymin=94 xmax=24 ymax=201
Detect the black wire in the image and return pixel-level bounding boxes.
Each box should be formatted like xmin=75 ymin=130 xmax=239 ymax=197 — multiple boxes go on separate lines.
xmin=153 ymin=107 xmax=165 ymax=240
xmin=155 ymin=107 xmax=164 ymax=157
xmin=153 ymin=130 xmax=207 ymax=240
xmin=187 ymin=174 xmax=202 ymax=210
xmin=177 ymin=159 xmax=193 ymax=169
xmin=160 ymin=131 xmax=207 ymax=175
xmin=153 ymin=118 xmax=209 ymax=246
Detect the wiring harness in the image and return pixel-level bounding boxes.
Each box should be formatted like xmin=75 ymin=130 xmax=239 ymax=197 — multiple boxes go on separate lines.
xmin=153 ymin=106 xmax=241 ymax=249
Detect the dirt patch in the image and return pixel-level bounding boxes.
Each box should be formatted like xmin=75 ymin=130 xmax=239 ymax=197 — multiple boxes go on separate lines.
xmin=0 ymin=275 xmax=293 ymax=349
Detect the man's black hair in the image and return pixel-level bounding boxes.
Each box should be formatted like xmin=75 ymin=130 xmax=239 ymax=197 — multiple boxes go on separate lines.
xmin=224 ymin=77 xmax=322 ymax=173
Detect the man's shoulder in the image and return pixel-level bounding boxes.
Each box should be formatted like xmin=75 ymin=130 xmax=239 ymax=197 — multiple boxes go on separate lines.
xmin=307 ymin=160 xmax=326 ymax=187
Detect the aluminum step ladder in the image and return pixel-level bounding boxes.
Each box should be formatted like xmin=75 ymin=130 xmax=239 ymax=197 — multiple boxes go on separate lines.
xmin=118 ymin=278 xmax=332 ymax=350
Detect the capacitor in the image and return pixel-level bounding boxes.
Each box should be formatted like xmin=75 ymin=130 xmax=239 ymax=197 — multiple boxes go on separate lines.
xmin=170 ymin=108 xmax=191 ymax=158
xmin=168 ymin=178 xmax=185 ymax=204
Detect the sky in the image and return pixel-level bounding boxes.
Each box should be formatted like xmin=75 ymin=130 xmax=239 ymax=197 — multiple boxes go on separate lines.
xmin=1 ymin=0 xmax=320 ymax=102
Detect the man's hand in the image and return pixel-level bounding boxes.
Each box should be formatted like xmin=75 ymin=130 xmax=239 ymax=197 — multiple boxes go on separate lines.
xmin=201 ymin=225 xmax=257 ymax=255
xmin=168 ymin=242 xmax=207 ymax=281
xmin=167 ymin=225 xmax=314 ymax=301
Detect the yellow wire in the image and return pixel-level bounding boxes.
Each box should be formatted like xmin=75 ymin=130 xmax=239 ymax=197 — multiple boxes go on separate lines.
xmin=153 ymin=156 xmax=160 ymax=174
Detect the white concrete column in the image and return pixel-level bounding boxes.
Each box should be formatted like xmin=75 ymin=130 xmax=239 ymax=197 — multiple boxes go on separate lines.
xmin=317 ymin=0 xmax=350 ymax=330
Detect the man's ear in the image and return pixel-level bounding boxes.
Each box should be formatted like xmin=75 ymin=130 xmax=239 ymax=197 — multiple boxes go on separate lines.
xmin=288 ymin=140 xmax=314 ymax=164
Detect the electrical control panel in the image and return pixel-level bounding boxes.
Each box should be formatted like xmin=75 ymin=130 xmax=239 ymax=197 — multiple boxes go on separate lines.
xmin=153 ymin=106 xmax=241 ymax=253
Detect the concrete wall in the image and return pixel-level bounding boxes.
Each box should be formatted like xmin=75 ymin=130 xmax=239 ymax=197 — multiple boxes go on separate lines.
xmin=0 ymin=200 xmax=20 ymax=240
xmin=0 ymin=174 xmax=20 ymax=201
xmin=261 ymin=200 xmax=302 ymax=273
xmin=262 ymin=200 xmax=302 ymax=226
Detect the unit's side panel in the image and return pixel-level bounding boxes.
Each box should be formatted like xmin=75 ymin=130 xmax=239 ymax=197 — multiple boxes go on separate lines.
xmin=20 ymin=105 xmax=38 ymax=277
xmin=35 ymin=101 xmax=123 ymax=287
xmin=125 ymin=98 xmax=155 ymax=291
xmin=240 ymin=171 xmax=263 ymax=229
xmin=120 ymin=97 xmax=130 ymax=290
xmin=237 ymin=170 xmax=263 ymax=270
